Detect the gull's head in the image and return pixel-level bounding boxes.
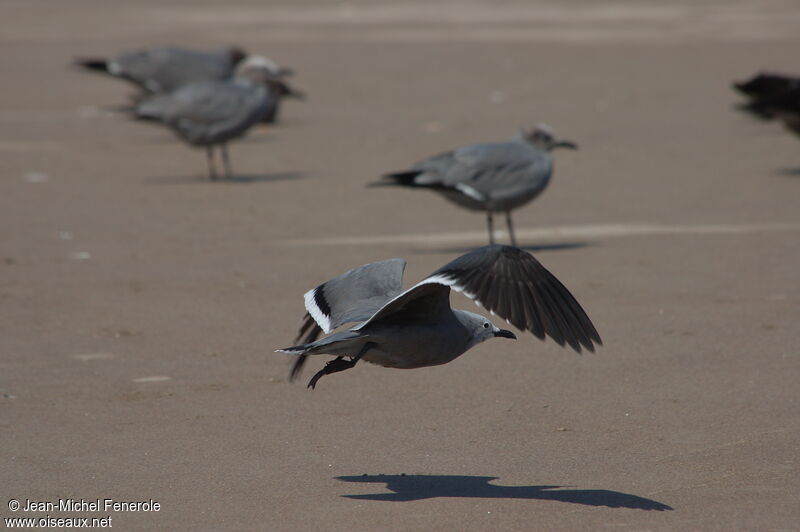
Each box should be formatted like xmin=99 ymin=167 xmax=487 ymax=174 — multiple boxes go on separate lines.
xmin=267 ymin=78 xmax=305 ymax=100
xmin=519 ymin=123 xmax=578 ymax=151
xmin=236 ymin=62 xmax=305 ymax=99
xmin=455 ymin=310 xmax=517 ymax=350
xmin=234 ymin=54 xmax=290 ymax=77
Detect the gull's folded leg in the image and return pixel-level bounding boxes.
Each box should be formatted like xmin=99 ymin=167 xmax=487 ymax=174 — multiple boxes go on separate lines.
xmin=307 ymin=342 xmax=375 ymax=389
xmin=206 ymin=146 xmax=217 ymax=180
xmin=221 ymin=143 xmax=232 ymax=179
xmin=505 ymin=211 xmax=517 ymax=247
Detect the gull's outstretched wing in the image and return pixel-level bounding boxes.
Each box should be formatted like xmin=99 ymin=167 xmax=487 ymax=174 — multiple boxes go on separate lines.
xmin=421 ymin=245 xmax=601 ymax=353
xmin=289 ymin=258 xmax=406 ymax=380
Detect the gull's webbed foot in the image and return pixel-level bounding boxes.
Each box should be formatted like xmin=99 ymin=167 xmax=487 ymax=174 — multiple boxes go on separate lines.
xmin=307 ymin=356 xmax=357 ymax=389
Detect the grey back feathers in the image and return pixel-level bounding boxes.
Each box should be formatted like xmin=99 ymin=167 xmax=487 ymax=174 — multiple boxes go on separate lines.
xmin=281 ymin=245 xmax=601 ymax=388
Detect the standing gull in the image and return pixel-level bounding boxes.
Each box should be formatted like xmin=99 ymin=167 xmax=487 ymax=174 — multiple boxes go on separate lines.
xmin=74 ymin=46 xmax=291 ymax=94
xmin=134 ymin=64 xmax=294 ymax=179
xmin=374 ymin=124 xmax=577 ymax=246
xmin=278 ymin=245 xmax=601 ymax=389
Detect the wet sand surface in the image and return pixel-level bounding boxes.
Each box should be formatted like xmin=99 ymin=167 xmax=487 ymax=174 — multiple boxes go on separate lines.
xmin=2 ymin=1 xmax=799 ymax=530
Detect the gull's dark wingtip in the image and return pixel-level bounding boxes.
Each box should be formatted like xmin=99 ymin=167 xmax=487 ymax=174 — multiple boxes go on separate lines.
xmin=289 ymin=313 xmax=323 ymax=381
xmin=431 ymin=244 xmax=602 ymax=354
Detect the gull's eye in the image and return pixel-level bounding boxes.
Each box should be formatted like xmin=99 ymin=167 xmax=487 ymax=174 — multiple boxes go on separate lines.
xmin=483 ymin=322 xmax=490 ymax=329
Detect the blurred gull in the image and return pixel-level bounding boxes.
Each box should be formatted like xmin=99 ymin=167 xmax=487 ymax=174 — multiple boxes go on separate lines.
xmin=134 ymin=63 xmax=300 ymax=179
xmin=759 ymin=86 xmax=800 ymax=136
xmin=373 ymin=124 xmax=577 ymax=246
xmin=74 ymin=45 xmax=291 ymax=94
xmin=733 ymin=71 xmax=800 ymax=120
xmin=279 ymin=245 xmax=601 ymax=389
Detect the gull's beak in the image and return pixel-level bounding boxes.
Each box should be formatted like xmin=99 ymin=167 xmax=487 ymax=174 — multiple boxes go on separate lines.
xmin=287 ymin=86 xmax=306 ymax=100
xmin=262 ymin=75 xmax=306 ymax=100
xmin=495 ymin=329 xmax=517 ymax=340
xmin=554 ymin=139 xmax=578 ymax=150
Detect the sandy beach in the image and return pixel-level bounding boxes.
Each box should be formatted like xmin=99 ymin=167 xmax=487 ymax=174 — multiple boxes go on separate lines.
xmin=2 ymin=1 xmax=799 ymax=530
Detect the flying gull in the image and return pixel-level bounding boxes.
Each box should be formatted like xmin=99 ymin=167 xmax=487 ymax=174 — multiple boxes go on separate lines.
xmin=278 ymin=245 xmax=601 ymax=389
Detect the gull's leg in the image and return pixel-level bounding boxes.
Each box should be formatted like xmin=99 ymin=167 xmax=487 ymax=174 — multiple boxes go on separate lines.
xmin=505 ymin=211 xmax=517 ymax=247
xmin=307 ymin=342 xmax=375 ymax=390
xmin=206 ymin=146 xmax=217 ymax=180
xmin=221 ymin=143 xmax=232 ymax=179
xmin=486 ymin=211 xmax=495 ymax=245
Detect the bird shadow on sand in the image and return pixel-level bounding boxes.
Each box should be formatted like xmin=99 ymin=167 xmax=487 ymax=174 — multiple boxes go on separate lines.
xmin=774 ymin=167 xmax=800 ymax=177
xmin=413 ymin=242 xmax=589 ymax=255
xmin=144 ymin=171 xmax=306 ymax=185
xmin=336 ymin=475 xmax=672 ymax=511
